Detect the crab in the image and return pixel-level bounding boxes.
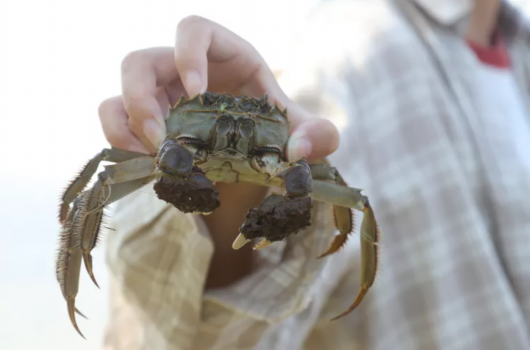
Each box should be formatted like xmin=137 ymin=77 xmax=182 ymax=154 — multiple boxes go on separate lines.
xmin=56 ymin=92 xmax=380 ymax=338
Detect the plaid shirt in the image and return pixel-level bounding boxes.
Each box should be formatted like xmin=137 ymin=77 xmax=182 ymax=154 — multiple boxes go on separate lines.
xmin=103 ymin=1 xmax=530 ymax=349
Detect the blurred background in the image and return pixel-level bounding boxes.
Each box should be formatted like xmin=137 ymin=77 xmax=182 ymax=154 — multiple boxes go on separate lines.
xmin=0 ymin=0 xmax=529 ymax=349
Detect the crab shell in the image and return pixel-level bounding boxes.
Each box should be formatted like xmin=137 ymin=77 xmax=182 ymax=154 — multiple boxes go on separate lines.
xmin=165 ymin=92 xmax=291 ymax=185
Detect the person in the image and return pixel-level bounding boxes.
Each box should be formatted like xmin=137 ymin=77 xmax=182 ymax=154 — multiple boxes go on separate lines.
xmin=97 ymin=0 xmax=530 ymax=349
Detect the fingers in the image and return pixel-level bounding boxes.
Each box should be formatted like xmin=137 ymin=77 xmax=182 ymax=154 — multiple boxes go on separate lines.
xmin=98 ymin=96 xmax=150 ymax=154
xmin=120 ymin=47 xmax=181 ymax=148
xmin=174 ymin=15 xmax=264 ymax=97
xmin=287 ymin=117 xmax=340 ymax=162
xmin=110 ymin=16 xmax=340 ymax=163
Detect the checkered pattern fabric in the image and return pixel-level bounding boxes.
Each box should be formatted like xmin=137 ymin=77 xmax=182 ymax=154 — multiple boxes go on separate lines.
xmin=103 ymin=1 xmax=530 ymax=349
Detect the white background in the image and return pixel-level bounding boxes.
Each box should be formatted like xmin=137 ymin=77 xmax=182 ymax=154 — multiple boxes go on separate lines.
xmin=0 ymin=0 xmax=528 ymax=349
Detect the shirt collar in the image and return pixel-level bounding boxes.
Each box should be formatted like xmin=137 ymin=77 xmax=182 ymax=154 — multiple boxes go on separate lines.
xmin=409 ymin=0 xmax=473 ymax=25
xmin=407 ymin=0 xmax=529 ymax=43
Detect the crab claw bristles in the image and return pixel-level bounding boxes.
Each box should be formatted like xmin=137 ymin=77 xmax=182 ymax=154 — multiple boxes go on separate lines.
xmin=67 ymin=296 xmax=85 ymax=339
xmin=232 ymin=233 xmax=250 ymax=250
xmin=253 ymin=238 xmax=273 ymax=250
xmin=329 ymin=285 xmax=369 ymax=322
xmin=82 ymin=251 xmax=100 ymax=289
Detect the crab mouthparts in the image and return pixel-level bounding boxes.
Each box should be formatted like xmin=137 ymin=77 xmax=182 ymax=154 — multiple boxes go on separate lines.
xmin=214 ymin=148 xmax=245 ymax=158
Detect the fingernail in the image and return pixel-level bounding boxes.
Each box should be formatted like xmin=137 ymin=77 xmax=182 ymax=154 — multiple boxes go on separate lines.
xmin=185 ymin=69 xmax=204 ymax=96
xmin=143 ymin=119 xmax=165 ymax=149
xmin=288 ymin=132 xmax=312 ymax=161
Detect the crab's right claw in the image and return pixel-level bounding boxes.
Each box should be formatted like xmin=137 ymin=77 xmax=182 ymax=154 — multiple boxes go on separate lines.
xmin=330 ymin=199 xmax=380 ymax=321
xmin=231 ymin=234 xmax=273 ymax=251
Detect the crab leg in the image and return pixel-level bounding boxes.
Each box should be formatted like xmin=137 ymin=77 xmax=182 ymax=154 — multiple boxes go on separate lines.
xmin=310 ymin=163 xmax=356 ymax=257
xmin=59 ymin=147 xmax=148 ymax=225
xmin=57 ymin=172 xmax=155 ymax=337
xmin=69 ymin=157 xmax=156 ymax=289
xmin=309 ymin=163 xmax=380 ymax=320
xmin=56 ymin=197 xmax=86 ymax=338
xmin=79 ymin=167 xmax=156 ymax=288
xmin=225 ymin=169 xmax=366 ymax=210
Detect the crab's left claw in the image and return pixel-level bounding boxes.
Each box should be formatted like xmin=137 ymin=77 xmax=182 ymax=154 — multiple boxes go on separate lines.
xmin=330 ymin=199 xmax=380 ymax=321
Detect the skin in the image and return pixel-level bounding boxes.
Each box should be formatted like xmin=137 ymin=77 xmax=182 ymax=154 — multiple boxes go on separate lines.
xmin=98 ymin=1 xmax=501 ymax=289
xmin=467 ymin=0 xmax=502 ymax=45
xmin=98 ymin=16 xmax=340 ymax=288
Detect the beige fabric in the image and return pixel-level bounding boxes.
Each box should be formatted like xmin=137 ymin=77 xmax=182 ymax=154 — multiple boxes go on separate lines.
xmin=104 ymin=1 xmax=530 ymax=349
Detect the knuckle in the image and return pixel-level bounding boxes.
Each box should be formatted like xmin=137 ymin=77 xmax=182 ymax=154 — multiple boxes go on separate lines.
xmin=177 ymin=15 xmax=208 ymax=32
xmin=120 ymin=49 xmax=148 ymax=73
xmin=103 ymin=129 xmax=120 ymax=146
xmin=104 ymin=127 xmax=129 ymax=149
xmin=97 ymin=97 xmax=115 ymax=119
xmin=122 ymin=93 xmax=145 ymax=113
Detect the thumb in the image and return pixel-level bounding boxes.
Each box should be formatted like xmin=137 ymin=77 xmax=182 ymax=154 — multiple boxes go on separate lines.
xmin=287 ymin=118 xmax=340 ymax=162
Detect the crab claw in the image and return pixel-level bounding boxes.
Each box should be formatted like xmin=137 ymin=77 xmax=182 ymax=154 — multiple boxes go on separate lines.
xmin=253 ymin=238 xmax=273 ymax=250
xmin=232 ymin=233 xmax=251 ymax=250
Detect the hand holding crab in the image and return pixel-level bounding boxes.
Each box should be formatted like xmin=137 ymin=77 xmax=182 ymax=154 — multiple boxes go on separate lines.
xmin=57 ymin=17 xmax=380 ymax=338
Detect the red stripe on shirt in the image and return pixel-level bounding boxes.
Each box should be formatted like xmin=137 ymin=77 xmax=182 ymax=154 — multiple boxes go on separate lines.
xmin=466 ymin=31 xmax=511 ymax=69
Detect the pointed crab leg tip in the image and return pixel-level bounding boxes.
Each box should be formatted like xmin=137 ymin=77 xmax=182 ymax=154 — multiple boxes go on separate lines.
xmin=316 ymin=252 xmax=330 ymax=260
xmin=75 ymin=308 xmax=88 ymax=320
xmin=91 ymin=276 xmax=100 ymax=289
xmin=252 ymin=238 xmax=273 ymax=250
xmin=232 ymin=233 xmax=250 ymax=250
xmin=67 ymin=297 xmax=85 ymax=339
xmin=329 ymin=314 xmax=347 ymax=322
xmin=83 ymin=253 xmax=100 ymax=289
xmin=329 ymin=286 xmax=369 ymax=322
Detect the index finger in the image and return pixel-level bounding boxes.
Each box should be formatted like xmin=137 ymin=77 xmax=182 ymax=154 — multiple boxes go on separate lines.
xmin=174 ymin=15 xmax=267 ymax=97
xmin=120 ymin=47 xmax=179 ymax=148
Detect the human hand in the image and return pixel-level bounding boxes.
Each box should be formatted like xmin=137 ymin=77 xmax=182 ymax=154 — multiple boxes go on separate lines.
xmin=97 ymin=16 xmax=340 ymax=287
xmin=98 ymin=15 xmax=339 ymax=161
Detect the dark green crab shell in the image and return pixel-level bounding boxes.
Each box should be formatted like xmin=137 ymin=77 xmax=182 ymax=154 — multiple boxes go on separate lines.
xmin=165 ymin=92 xmax=290 ymax=158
